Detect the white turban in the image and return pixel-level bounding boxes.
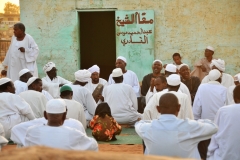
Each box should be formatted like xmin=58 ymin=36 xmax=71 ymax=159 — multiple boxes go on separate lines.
xmin=0 ymin=78 xmax=11 ymax=86
xmin=117 ymin=56 xmax=127 ymax=63
xmin=46 ymin=99 xmax=67 ymax=114
xmin=112 ymin=68 xmax=123 ymax=77
xmin=234 ymin=74 xmax=240 ymax=82
xmin=206 ymin=46 xmax=214 ymax=52
xmin=88 ymin=65 xmax=100 ymax=74
xmin=43 ymin=62 xmax=56 ymax=73
xmin=75 ymin=70 xmax=91 ymax=82
xmin=152 ymin=60 xmax=162 ymax=65
xmin=27 ymin=77 xmax=38 ymax=86
xmin=208 ymin=69 xmax=221 ymax=81
xmin=166 ymin=74 xmax=181 ymax=86
xmin=178 ymin=63 xmax=189 ymax=70
xmin=165 ymin=64 xmax=177 ymax=73
xmin=19 ymin=69 xmax=30 ymax=77
xmin=210 ymin=59 xmax=225 ymax=72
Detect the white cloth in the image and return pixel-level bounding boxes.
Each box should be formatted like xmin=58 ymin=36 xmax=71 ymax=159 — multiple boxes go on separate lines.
xmin=145 ymin=87 xmax=157 ymax=104
xmin=64 ymin=99 xmax=86 ymax=129
xmin=42 ymin=75 xmax=71 ymax=98
xmin=25 ymin=124 xmax=98 ymax=151
xmin=19 ymin=90 xmax=47 ymax=118
xmin=2 ymin=34 xmax=39 ymax=81
xmin=135 ymin=115 xmax=217 ymax=158
xmin=14 ymin=80 xmax=28 ymax=95
xmin=201 ymin=73 xmax=235 ymax=88
xmin=88 ymin=65 xmax=100 ymax=73
xmin=43 ymin=62 xmax=55 ymax=73
xmin=19 ymin=68 xmax=30 ymax=77
xmin=0 ymin=123 xmax=8 ymax=145
xmin=179 ymin=82 xmax=192 ymax=104
xmin=226 ymin=85 xmax=236 ymax=105
xmin=210 ymin=59 xmax=225 ymax=72
xmin=11 ymin=117 xmax=86 ymax=146
xmin=103 ymin=83 xmax=142 ymax=124
xmin=75 ymin=70 xmax=91 ymax=82
xmin=65 ymin=84 xmax=97 ymax=121
xmin=193 ymin=81 xmax=227 ymax=121
xmin=85 ymin=78 xmax=108 ymax=93
xmin=0 ymin=93 xmax=35 ymax=139
xmin=108 ymin=70 xmax=140 ymax=97
xmin=143 ymin=90 xmax=193 ymax=120
xmin=42 ymin=90 xmax=53 ymax=101
xmin=208 ymin=104 xmax=240 ymax=160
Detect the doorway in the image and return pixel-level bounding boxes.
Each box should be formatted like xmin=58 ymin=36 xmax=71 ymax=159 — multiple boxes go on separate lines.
xmin=79 ymin=11 xmax=116 ymax=80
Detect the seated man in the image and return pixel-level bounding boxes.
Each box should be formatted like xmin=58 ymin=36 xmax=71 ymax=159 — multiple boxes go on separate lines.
xmin=201 ymin=59 xmax=234 ymax=88
xmin=14 ymin=68 xmax=32 ymax=95
xmin=208 ymin=85 xmax=240 ymax=160
xmin=136 ymin=93 xmax=218 ymax=159
xmin=0 ymin=123 xmax=8 ymax=149
xmin=42 ymin=62 xmax=71 ymax=98
xmin=25 ymin=99 xmax=98 ymax=151
xmin=60 ymin=85 xmax=86 ymax=129
xmin=103 ymin=68 xmax=142 ymax=124
xmin=19 ymin=77 xmax=47 ymax=118
xmin=0 ymin=78 xmax=35 ymax=139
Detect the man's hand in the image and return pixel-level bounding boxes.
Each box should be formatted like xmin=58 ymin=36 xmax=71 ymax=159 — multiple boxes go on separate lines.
xmin=1 ymin=70 xmax=7 ymax=76
xmin=59 ymin=84 xmax=64 ymax=87
xmin=200 ymin=65 xmax=207 ymax=72
xmin=150 ymin=78 xmax=155 ymax=92
xmin=18 ymin=47 xmax=25 ymax=52
xmin=97 ymin=94 xmax=104 ymax=102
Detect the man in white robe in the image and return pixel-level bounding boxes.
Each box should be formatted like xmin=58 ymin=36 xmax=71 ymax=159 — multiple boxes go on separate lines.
xmin=0 ymin=123 xmax=8 ymax=150
xmin=60 ymin=85 xmax=86 ymax=129
xmin=19 ymin=77 xmax=47 ymax=118
xmin=14 ymin=68 xmax=32 ymax=95
xmin=108 ymin=56 xmax=140 ymax=97
xmin=1 ymin=23 xmax=39 ymax=81
xmin=143 ymin=74 xmax=193 ymax=120
xmin=136 ymin=93 xmax=218 ymax=159
xmin=103 ymin=68 xmax=142 ymax=124
xmin=65 ymin=70 xmax=97 ymax=122
xmin=193 ymin=69 xmax=227 ymax=160
xmin=227 ymin=74 xmax=240 ymax=105
xmin=42 ymin=62 xmax=71 ymax=98
xmin=25 ymin=99 xmax=98 ymax=151
xmin=0 ymin=78 xmax=35 ymax=139
xmin=207 ymin=85 xmax=240 ymax=160
xmin=201 ymin=59 xmax=234 ymax=88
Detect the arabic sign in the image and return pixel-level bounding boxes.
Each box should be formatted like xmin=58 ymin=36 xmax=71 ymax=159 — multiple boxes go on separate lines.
xmin=116 ymin=10 xmax=154 ymax=81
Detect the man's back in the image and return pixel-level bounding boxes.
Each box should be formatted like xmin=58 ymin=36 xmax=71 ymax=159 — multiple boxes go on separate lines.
xmin=14 ymin=80 xmax=27 ymax=95
xmin=201 ymin=73 xmax=234 ymax=88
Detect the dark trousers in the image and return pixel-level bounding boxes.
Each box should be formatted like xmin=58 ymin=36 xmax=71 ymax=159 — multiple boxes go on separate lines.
xmin=198 ymin=139 xmax=211 ymax=160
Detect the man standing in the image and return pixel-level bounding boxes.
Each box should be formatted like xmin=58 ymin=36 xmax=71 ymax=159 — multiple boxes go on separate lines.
xmin=207 ymin=85 xmax=240 ymax=160
xmin=42 ymin=62 xmax=71 ymax=98
xmin=103 ymin=68 xmax=142 ymax=124
xmin=1 ymin=23 xmax=39 ymax=81
xmin=193 ymin=69 xmax=227 ymax=160
xmin=136 ymin=93 xmax=217 ymax=159
xmin=14 ymin=68 xmax=32 ymax=95
xmin=108 ymin=56 xmax=140 ymax=97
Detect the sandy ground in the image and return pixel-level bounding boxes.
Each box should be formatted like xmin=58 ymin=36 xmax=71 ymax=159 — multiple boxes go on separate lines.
xmin=2 ymin=144 xmax=143 ymax=155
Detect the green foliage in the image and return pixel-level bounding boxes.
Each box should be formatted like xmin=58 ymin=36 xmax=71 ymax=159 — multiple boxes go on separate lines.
xmin=4 ymin=2 xmax=20 ymax=14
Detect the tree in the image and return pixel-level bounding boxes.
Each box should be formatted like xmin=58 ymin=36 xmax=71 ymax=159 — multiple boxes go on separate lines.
xmin=4 ymin=2 xmax=20 ymax=14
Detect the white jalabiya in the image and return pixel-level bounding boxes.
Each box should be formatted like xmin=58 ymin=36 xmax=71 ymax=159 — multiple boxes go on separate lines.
xmin=14 ymin=80 xmax=28 ymax=95
xmin=0 ymin=123 xmax=8 ymax=147
xmin=201 ymin=73 xmax=234 ymax=88
xmin=193 ymin=81 xmax=227 ymax=121
xmin=63 ymin=99 xmax=86 ymax=129
xmin=102 ymin=83 xmax=142 ymax=124
xmin=226 ymin=85 xmax=236 ymax=105
xmin=2 ymin=34 xmax=39 ymax=81
xmin=0 ymin=93 xmax=35 ymax=139
xmin=179 ymin=82 xmax=192 ymax=104
xmin=19 ymin=90 xmax=47 ymax=118
xmin=65 ymin=84 xmax=96 ymax=121
xmin=25 ymin=124 xmax=98 ymax=151
xmin=85 ymin=78 xmax=108 ymax=93
xmin=108 ymin=70 xmax=140 ymax=97
xmin=135 ymin=115 xmax=217 ymax=158
xmin=42 ymin=75 xmax=71 ymax=98
xmin=143 ymin=91 xmax=193 ymax=120
xmin=42 ymin=90 xmax=54 ymax=101
xmin=11 ymin=117 xmax=85 ymax=146
xmin=208 ymin=104 xmax=240 ymax=160
xmin=145 ymin=88 xmax=168 ymax=104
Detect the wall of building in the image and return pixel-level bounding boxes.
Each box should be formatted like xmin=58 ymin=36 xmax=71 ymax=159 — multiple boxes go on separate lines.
xmin=20 ymin=0 xmax=240 ymax=80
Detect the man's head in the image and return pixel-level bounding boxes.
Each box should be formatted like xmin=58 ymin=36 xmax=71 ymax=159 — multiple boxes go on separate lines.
xmin=112 ymin=68 xmax=123 ymax=83
xmin=74 ymin=69 xmax=91 ymax=86
xmin=154 ymin=76 xmax=167 ymax=92
xmin=204 ymin=46 xmax=214 ymax=58
xmin=88 ymin=65 xmax=100 ymax=84
xmin=14 ymin=23 xmax=25 ymax=38
xmin=43 ymin=62 xmax=57 ymax=79
xmin=157 ymin=93 xmax=180 ymax=116
xmin=60 ymin=85 xmax=73 ymax=100
xmin=0 ymin=78 xmax=15 ymax=94
xmin=234 ymin=74 xmax=240 ymax=86
xmin=208 ymin=69 xmax=222 ymax=83
xmin=210 ymin=59 xmax=225 ymax=73
xmin=19 ymin=69 xmax=32 ymax=83
xmin=172 ymin=53 xmax=182 ymax=65
xmin=116 ymin=56 xmax=127 ymax=72
xmin=44 ymin=99 xmax=67 ymax=126
xmin=166 ymin=74 xmax=181 ymax=92
xmin=179 ymin=64 xmax=190 ymax=80
xmin=165 ymin=64 xmax=177 ymax=77
xmin=152 ymin=60 xmax=162 ymax=74
xmin=233 ymin=85 xmax=240 ymax=104
xmin=27 ymin=77 xmax=43 ymax=92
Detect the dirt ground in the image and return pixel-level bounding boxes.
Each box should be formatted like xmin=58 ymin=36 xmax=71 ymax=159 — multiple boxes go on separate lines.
xmin=2 ymin=144 xmax=143 ymax=155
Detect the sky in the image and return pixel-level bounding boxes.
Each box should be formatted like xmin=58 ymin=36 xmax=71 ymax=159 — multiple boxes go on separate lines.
xmin=0 ymin=0 xmax=19 ymax=13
